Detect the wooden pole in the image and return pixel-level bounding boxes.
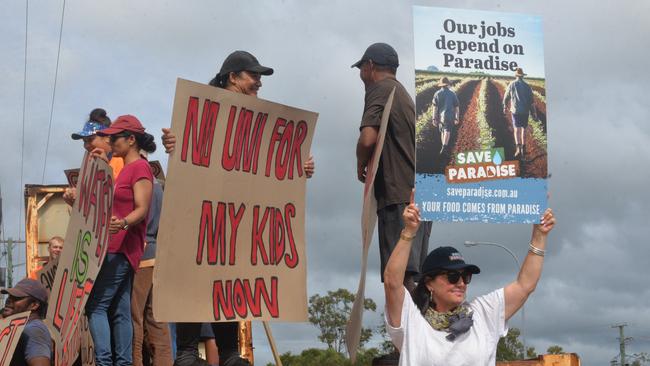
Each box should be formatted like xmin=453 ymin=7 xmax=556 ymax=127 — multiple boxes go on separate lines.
xmin=263 ymin=321 xmax=283 ymax=366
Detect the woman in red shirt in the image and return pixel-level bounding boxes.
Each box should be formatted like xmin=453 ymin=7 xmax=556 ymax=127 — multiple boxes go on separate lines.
xmin=85 ymin=115 xmax=156 ymax=366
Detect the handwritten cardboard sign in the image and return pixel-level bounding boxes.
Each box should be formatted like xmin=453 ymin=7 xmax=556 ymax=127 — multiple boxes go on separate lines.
xmin=0 ymin=311 xmax=30 ymax=366
xmin=153 ymin=79 xmax=317 ymax=322
xmin=64 ymin=169 xmax=80 ymax=187
xmin=36 ymin=259 xmax=59 ymax=294
xmin=345 ymin=88 xmax=395 ymax=361
xmin=46 ymin=152 xmax=113 ymax=366
xmin=148 ymin=160 xmax=165 ymax=183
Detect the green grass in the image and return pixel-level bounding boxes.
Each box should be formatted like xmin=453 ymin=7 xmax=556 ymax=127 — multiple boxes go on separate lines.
xmin=528 ymin=117 xmax=547 ymax=151
xmin=476 ymin=79 xmax=496 ymax=150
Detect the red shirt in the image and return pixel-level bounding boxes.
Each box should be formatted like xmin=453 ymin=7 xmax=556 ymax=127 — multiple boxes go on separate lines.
xmin=108 ymin=158 xmax=153 ymax=271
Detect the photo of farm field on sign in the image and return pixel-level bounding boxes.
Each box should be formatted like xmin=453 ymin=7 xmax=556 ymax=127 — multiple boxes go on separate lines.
xmin=415 ymin=70 xmax=548 ymax=179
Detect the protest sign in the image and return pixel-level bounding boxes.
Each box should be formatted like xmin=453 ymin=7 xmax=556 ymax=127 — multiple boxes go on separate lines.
xmin=153 ymin=79 xmax=317 ymax=322
xmin=413 ymin=6 xmax=548 ymax=223
xmin=0 ymin=311 xmax=30 ymax=366
xmin=36 ymin=258 xmax=58 ymax=293
xmin=148 ymin=160 xmax=165 ymax=182
xmin=64 ymin=168 xmax=80 ymax=187
xmin=46 ymin=152 xmax=113 ymax=366
xmin=345 ymin=88 xmax=395 ymax=361
xmin=37 ymin=258 xmax=94 ymax=365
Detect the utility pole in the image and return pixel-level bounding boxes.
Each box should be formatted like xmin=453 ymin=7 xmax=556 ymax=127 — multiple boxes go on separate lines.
xmin=7 ymin=238 xmax=13 ymax=287
xmin=0 ymin=237 xmax=26 ymax=288
xmin=613 ymin=323 xmax=631 ymax=366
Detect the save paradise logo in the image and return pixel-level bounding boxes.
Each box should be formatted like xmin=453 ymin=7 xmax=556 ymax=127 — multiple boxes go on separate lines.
xmin=445 ymin=148 xmax=519 ymax=183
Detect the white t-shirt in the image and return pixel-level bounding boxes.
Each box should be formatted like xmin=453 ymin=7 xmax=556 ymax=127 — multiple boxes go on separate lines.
xmin=386 ymin=288 xmax=508 ymax=366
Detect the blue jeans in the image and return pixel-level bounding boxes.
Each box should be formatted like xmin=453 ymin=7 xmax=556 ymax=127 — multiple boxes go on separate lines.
xmin=86 ymin=253 xmax=134 ymax=366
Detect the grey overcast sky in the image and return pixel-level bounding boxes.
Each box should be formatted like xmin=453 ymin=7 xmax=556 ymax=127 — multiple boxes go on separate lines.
xmin=1 ymin=1 xmax=649 ymax=365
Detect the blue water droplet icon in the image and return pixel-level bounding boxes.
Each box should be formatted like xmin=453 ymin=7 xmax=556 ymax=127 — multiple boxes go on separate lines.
xmin=493 ymin=150 xmax=502 ymax=165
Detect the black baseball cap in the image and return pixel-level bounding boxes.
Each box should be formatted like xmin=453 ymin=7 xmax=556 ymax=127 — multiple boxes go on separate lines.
xmin=214 ymin=50 xmax=274 ymax=81
xmin=351 ymin=42 xmax=400 ymax=68
xmin=421 ymin=246 xmax=480 ymax=277
xmin=1 ymin=278 xmax=49 ymax=303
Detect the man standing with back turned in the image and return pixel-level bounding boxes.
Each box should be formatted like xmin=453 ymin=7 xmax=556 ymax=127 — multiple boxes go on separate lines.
xmin=503 ymin=67 xmax=538 ymax=159
xmin=353 ymin=43 xmax=432 ymax=292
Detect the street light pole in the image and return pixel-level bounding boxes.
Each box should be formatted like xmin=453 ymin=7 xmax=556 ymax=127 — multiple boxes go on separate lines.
xmin=464 ymin=240 xmax=527 ymax=358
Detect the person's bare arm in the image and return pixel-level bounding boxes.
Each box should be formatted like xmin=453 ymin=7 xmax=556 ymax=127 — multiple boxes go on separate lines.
xmin=504 ymin=209 xmax=555 ymax=320
xmin=27 ymin=357 xmax=50 ymax=366
xmin=384 ymin=191 xmax=419 ymax=327
xmin=356 ymin=126 xmax=378 ymax=182
xmin=432 ymin=105 xmax=439 ymax=127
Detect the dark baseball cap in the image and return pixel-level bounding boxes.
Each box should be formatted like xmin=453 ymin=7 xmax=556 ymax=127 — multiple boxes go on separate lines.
xmin=421 ymin=246 xmax=480 ymax=277
xmin=1 ymin=278 xmax=49 ymax=303
xmin=351 ymin=42 xmax=400 ymax=68
xmin=216 ymin=50 xmax=274 ymax=80
xmin=96 ymin=115 xmax=146 ymax=136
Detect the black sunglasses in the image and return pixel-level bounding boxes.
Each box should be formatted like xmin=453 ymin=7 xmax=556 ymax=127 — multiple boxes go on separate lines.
xmin=110 ymin=132 xmax=132 ymax=142
xmin=440 ymin=271 xmax=472 ymax=285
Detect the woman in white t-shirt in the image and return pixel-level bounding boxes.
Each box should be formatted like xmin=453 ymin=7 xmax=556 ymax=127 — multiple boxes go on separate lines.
xmin=384 ymin=193 xmax=555 ymax=366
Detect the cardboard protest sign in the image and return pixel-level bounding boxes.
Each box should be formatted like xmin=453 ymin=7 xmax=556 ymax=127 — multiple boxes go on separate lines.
xmin=46 ymin=152 xmax=113 ymax=366
xmin=0 ymin=311 xmax=30 ymax=366
xmin=64 ymin=168 xmax=80 ymax=187
xmin=153 ymin=79 xmax=317 ymax=322
xmin=36 ymin=258 xmax=59 ymax=293
xmin=345 ymin=88 xmax=395 ymax=361
xmin=37 ymin=257 xmax=94 ymax=365
xmin=148 ymin=160 xmax=165 ymax=182
xmin=413 ymin=6 xmax=548 ymax=223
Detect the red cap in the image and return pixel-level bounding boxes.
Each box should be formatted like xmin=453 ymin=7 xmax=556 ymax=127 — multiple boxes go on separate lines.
xmin=97 ymin=115 xmax=146 ymax=136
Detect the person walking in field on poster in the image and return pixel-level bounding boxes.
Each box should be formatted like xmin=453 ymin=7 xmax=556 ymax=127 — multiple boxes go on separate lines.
xmin=383 ymin=192 xmax=555 ymax=366
xmin=503 ymin=67 xmax=538 ymax=159
xmin=353 ymin=43 xmax=432 ymax=292
xmin=431 ymin=76 xmax=459 ymax=156
xmin=161 ymin=50 xmax=314 ymax=366
xmin=86 ymin=115 xmax=156 ymax=366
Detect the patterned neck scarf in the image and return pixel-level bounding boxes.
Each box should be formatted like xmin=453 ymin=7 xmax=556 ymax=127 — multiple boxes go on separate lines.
xmin=424 ymin=303 xmax=474 ymax=341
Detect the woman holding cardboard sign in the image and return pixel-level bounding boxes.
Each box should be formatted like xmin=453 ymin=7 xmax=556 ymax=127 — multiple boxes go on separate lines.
xmin=383 ymin=191 xmax=555 ymax=365
xmin=162 ymin=50 xmax=314 ymax=366
xmin=86 ymin=115 xmax=156 ymax=366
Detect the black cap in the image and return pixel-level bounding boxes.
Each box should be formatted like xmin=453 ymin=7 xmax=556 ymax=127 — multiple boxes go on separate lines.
xmin=1 ymin=278 xmax=49 ymax=303
xmin=421 ymin=246 xmax=481 ymax=277
xmin=213 ymin=50 xmax=274 ymax=82
xmin=351 ymin=43 xmax=399 ymax=68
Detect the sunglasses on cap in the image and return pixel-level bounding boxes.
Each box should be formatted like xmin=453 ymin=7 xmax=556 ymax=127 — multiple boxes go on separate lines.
xmin=439 ymin=271 xmax=472 ymax=285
